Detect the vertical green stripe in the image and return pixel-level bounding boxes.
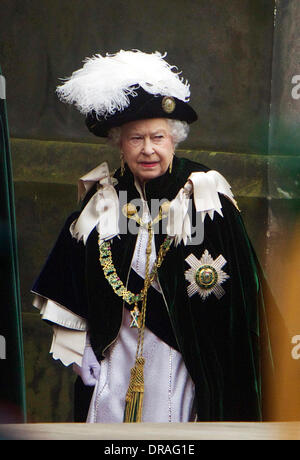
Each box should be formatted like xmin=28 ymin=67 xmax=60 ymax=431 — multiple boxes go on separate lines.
xmin=0 ymin=65 xmax=26 ymax=422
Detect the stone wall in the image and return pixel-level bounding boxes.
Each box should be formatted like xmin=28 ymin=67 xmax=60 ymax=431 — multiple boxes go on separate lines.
xmin=1 ymin=0 xmax=274 ymax=152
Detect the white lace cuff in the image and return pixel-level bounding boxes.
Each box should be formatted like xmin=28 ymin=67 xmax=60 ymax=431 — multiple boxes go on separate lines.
xmin=50 ymin=326 xmax=86 ymax=366
xmin=32 ymin=293 xmax=87 ymax=331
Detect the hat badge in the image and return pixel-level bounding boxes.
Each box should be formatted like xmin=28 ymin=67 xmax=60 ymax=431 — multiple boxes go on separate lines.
xmin=162 ymin=96 xmax=176 ymax=114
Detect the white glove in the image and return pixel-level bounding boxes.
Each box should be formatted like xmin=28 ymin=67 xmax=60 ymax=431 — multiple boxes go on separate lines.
xmin=73 ymin=342 xmax=101 ymax=386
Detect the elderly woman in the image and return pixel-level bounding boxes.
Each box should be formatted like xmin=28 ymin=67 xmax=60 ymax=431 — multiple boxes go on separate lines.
xmin=32 ymin=50 xmax=272 ymax=423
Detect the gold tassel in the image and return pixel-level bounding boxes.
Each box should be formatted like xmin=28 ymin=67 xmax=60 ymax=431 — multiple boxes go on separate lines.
xmin=123 ymin=356 xmax=145 ymax=422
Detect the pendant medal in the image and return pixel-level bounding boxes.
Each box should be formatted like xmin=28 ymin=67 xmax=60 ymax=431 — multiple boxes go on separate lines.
xmin=130 ymin=305 xmax=141 ymax=328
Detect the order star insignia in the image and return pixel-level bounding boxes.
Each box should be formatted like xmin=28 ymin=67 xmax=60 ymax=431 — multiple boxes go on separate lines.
xmin=184 ymin=249 xmax=229 ymax=300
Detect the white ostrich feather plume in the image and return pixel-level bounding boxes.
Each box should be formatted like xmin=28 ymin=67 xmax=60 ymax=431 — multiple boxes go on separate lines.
xmin=56 ymin=50 xmax=191 ymax=118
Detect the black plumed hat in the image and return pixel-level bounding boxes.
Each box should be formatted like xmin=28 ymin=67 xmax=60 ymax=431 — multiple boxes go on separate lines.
xmin=57 ymin=50 xmax=198 ymax=138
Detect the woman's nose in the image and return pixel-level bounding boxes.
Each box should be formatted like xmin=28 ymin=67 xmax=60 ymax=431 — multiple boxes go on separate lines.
xmin=142 ymin=137 xmax=155 ymax=155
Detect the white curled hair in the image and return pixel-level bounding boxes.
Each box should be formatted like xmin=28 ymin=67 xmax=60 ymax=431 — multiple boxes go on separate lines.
xmin=107 ymin=119 xmax=189 ymax=148
xmin=167 ymin=119 xmax=190 ymax=147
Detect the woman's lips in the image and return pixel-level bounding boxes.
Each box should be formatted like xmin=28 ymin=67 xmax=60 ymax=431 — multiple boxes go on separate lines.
xmin=139 ymin=161 xmax=159 ymax=168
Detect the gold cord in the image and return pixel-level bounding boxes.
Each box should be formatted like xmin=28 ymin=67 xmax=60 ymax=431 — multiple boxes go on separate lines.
xmin=135 ymin=223 xmax=153 ymax=360
xmin=123 ymin=223 xmax=154 ymax=422
xmin=98 ymin=204 xmax=173 ymax=423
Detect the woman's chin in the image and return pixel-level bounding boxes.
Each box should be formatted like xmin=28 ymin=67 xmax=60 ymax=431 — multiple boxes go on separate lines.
xmin=135 ymin=169 xmax=165 ymax=184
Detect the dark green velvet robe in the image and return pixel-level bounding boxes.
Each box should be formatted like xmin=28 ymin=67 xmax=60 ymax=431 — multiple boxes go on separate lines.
xmin=33 ymin=156 xmax=276 ymax=422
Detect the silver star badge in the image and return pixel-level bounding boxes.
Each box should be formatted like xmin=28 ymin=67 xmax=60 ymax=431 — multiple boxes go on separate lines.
xmin=184 ymin=250 xmax=229 ymax=300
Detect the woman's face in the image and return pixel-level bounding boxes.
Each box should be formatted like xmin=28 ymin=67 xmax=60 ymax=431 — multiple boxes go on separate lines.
xmin=120 ymin=118 xmax=174 ymax=184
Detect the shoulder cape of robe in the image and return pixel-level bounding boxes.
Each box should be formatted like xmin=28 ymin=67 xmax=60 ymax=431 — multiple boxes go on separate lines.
xmin=32 ymin=156 xmax=281 ymax=422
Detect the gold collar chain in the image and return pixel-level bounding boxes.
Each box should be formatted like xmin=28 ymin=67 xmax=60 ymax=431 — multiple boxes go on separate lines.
xmin=98 ymin=232 xmax=173 ymax=309
xmin=98 ymin=200 xmax=172 ymax=310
